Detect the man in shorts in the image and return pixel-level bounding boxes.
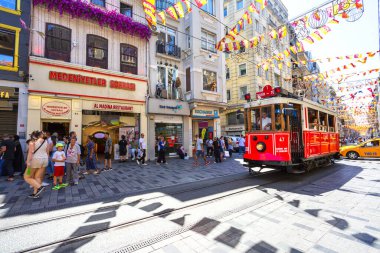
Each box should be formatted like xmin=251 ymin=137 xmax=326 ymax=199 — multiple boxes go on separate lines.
xmin=194 ymin=135 xmax=210 ymax=167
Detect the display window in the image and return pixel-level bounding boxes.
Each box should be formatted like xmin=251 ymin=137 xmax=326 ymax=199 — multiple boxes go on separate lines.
xmin=155 ymin=123 xmax=183 ymax=157
xmin=82 ymin=110 xmax=140 ymax=154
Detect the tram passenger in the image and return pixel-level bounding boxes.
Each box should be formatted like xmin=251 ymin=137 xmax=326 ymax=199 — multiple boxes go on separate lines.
xmin=311 ymin=118 xmax=318 ymax=130
xmin=275 ymin=114 xmax=282 ymax=130
xmin=261 ymin=112 xmax=272 ymax=130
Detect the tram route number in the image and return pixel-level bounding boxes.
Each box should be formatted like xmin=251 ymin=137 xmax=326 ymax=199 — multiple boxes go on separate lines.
xmin=364 ymin=152 xmax=377 ymax=156
xmin=276 ymin=148 xmax=288 ymax=153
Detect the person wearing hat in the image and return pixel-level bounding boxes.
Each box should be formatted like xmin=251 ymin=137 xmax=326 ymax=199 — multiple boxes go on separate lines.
xmin=51 ymin=142 xmax=68 ymax=190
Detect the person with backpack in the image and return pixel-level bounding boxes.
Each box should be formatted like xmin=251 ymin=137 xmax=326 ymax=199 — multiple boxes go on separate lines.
xmin=156 ymin=136 xmax=167 ymax=165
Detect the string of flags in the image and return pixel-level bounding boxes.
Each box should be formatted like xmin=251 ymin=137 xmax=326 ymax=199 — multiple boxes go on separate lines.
xmin=143 ymin=0 xmax=207 ymax=28
xmin=294 ymin=50 xmax=380 ymax=64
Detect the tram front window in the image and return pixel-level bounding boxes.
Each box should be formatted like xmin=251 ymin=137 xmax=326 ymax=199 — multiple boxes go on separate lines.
xmin=260 ymin=107 xmax=272 ymax=130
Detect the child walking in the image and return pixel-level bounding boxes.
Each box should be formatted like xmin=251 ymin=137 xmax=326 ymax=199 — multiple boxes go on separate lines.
xmin=52 ymin=143 xmax=68 ymax=190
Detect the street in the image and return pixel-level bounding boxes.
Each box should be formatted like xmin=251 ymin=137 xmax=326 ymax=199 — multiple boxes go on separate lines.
xmin=0 ymin=157 xmax=379 ymax=253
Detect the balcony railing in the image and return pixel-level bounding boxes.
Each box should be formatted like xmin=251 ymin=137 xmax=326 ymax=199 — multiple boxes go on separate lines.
xmin=156 ymin=41 xmax=181 ymax=59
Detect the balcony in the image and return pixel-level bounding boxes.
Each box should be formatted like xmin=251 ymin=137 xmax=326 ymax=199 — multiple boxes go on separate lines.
xmin=156 ymin=41 xmax=181 ymax=59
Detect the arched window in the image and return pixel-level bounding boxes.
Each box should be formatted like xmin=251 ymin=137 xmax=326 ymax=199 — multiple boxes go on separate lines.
xmin=120 ymin=44 xmax=137 ymax=75
xmin=45 ymin=23 xmax=71 ymax=62
xmin=87 ymin=35 xmax=108 ymax=69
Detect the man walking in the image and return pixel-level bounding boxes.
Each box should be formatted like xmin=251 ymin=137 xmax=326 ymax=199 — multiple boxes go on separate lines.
xmin=104 ymin=133 xmax=112 ymax=171
xmin=194 ymin=135 xmax=209 ymax=166
xmin=137 ymin=133 xmax=147 ymax=165
xmin=206 ymin=137 xmax=213 ymax=158
xmin=1 ymin=134 xmax=15 ymax=181
xmin=238 ymin=135 xmax=246 ymax=155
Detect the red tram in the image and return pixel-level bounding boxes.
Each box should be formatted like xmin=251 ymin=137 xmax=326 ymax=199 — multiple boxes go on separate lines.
xmin=243 ymin=87 xmax=340 ymax=173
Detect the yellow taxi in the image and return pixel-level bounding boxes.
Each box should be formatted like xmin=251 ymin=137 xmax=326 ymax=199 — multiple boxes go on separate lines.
xmin=340 ymin=138 xmax=380 ymax=160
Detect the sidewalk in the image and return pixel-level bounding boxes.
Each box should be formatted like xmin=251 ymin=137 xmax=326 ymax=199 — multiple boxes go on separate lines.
xmin=0 ymin=156 xmax=247 ymax=216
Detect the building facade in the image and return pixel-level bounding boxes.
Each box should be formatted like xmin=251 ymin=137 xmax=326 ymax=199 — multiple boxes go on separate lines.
xmin=0 ymin=0 xmax=31 ymax=140
xmin=28 ymin=0 xmax=149 ymax=158
xmin=221 ymin=0 xmax=291 ymax=137
xmin=147 ymin=0 xmax=226 ymax=158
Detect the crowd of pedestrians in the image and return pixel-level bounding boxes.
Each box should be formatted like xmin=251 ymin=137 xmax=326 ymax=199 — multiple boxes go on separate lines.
xmin=1 ymin=131 xmax=246 ymax=199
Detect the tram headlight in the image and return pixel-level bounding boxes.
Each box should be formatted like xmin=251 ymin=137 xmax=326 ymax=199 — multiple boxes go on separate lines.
xmin=256 ymin=142 xmax=266 ymax=152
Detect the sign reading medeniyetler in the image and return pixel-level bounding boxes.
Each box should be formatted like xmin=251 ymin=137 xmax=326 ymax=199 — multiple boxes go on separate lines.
xmin=49 ymin=71 xmax=136 ymax=91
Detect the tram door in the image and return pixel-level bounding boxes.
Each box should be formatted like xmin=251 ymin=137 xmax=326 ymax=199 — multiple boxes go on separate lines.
xmin=288 ymin=105 xmax=303 ymax=163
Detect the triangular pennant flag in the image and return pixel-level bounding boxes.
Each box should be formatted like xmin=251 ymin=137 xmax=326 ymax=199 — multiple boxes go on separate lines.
xmin=166 ymin=6 xmax=178 ymax=20
xmin=304 ymin=36 xmax=314 ymax=44
xmin=194 ymin=0 xmax=207 ymax=8
xmin=248 ymin=3 xmax=260 ymax=14
xmin=174 ymin=2 xmax=185 ymax=18
xmin=181 ymin=0 xmax=192 ymax=13
xmin=158 ymin=11 xmax=166 ymax=25
xmin=278 ymin=26 xmax=287 ymax=39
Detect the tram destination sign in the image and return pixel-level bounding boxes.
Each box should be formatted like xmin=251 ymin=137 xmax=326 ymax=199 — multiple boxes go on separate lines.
xmin=256 ymin=85 xmax=281 ymax=99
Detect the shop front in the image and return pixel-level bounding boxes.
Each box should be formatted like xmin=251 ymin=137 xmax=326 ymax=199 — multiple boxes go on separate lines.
xmin=0 ymin=83 xmax=28 ymax=138
xmin=192 ymin=107 xmax=220 ymax=140
xmin=147 ymin=98 xmax=191 ymax=159
xmin=27 ymin=58 xmax=147 ymax=158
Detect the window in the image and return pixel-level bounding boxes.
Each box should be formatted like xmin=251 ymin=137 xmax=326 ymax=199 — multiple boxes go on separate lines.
xmin=228 ymin=112 xmax=244 ymax=125
xmin=201 ymin=30 xmax=216 ymax=53
xmin=274 ymin=74 xmax=281 ymax=87
xmin=226 ymin=67 xmax=230 ymax=79
xmin=87 ymin=35 xmax=108 ymax=69
xmin=364 ymin=141 xmax=380 ymax=147
xmin=224 ymin=7 xmax=228 ymax=17
xmin=240 ymin=86 xmax=247 ymax=100
xmin=203 ymin=69 xmax=217 ymax=92
xmin=265 ymin=70 xmax=269 ymax=80
xmin=120 ymin=44 xmax=137 ymax=75
xmin=257 ymin=66 xmax=262 ymax=77
xmin=45 ymin=23 xmax=71 ymax=62
xmin=91 ymin=0 xmax=105 ymax=7
xmin=236 ymin=0 xmax=243 ymax=10
xmin=251 ymin=106 xmax=273 ymax=130
xmin=255 ymin=20 xmax=260 ymax=32
xmin=239 ymin=64 xmax=247 ymax=76
xmin=201 ymin=0 xmax=214 ymax=15
xmin=0 ymin=24 xmax=20 ymax=71
xmin=0 ymin=0 xmax=20 ymax=14
xmin=185 ymin=27 xmax=190 ymax=49
xmin=227 ymin=90 xmax=231 ymax=100
xmin=308 ymin=108 xmax=318 ymax=130
xmin=156 ymin=0 xmax=175 ymax=11
xmin=158 ymin=26 xmax=178 ymax=56
xmin=186 ymin=67 xmax=191 ymax=92
xmin=120 ymin=3 xmax=132 ymax=18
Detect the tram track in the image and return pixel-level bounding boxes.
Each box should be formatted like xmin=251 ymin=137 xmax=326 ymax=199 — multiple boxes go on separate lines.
xmin=2 ymin=162 xmax=345 ymax=253
xmin=1 ymin=169 xmax=281 ymax=234
xmin=11 ymin=169 xmax=287 ymax=253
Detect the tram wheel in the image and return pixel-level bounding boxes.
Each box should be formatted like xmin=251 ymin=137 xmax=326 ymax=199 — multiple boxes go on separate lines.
xmin=347 ymin=151 xmax=359 ymax=160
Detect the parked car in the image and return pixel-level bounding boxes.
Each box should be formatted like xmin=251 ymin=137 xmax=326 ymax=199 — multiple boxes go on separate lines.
xmin=340 ymin=138 xmax=380 ymax=160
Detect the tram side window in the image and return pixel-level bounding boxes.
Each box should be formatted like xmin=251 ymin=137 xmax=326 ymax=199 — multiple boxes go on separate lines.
xmin=274 ymin=104 xmax=287 ymax=131
xmin=328 ymin=115 xmax=335 ymax=132
xmin=319 ymin=112 xmax=327 ymax=132
xmin=308 ymin=108 xmax=318 ymax=130
xmin=260 ymin=107 xmax=273 ymax=130
xmin=251 ymin=108 xmax=261 ymax=130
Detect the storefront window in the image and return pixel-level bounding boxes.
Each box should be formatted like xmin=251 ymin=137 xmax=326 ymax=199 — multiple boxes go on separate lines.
xmin=203 ymin=69 xmax=217 ymax=92
xmin=155 ymin=123 xmax=183 ymax=156
xmin=82 ymin=110 xmax=140 ymax=155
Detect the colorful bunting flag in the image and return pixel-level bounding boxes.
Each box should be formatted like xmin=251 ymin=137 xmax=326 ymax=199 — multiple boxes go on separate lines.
xmin=174 ymin=2 xmax=185 ymax=18
xmin=194 ymin=0 xmax=207 ymax=8
xmin=158 ymin=11 xmax=166 ymax=25
xmin=166 ymin=6 xmax=178 ymax=20
xmin=181 ymin=0 xmax=192 ymax=13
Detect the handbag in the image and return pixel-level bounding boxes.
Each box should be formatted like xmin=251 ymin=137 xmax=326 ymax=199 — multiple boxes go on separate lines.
xmin=224 ymin=151 xmax=230 ymax=157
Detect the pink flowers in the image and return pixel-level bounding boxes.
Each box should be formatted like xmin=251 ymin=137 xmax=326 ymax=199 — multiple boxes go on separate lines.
xmin=33 ymin=0 xmax=151 ymax=40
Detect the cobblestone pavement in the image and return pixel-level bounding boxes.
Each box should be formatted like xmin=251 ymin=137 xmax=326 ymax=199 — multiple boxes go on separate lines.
xmin=126 ymin=159 xmax=380 ymax=253
xmin=0 ymin=156 xmax=246 ymax=216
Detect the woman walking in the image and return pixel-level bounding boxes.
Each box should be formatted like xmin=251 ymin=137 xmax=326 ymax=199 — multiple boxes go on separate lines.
xmin=24 ymin=131 xmax=49 ymax=198
xmin=118 ymin=135 xmax=128 ymax=162
xmin=84 ymin=135 xmax=96 ymax=174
